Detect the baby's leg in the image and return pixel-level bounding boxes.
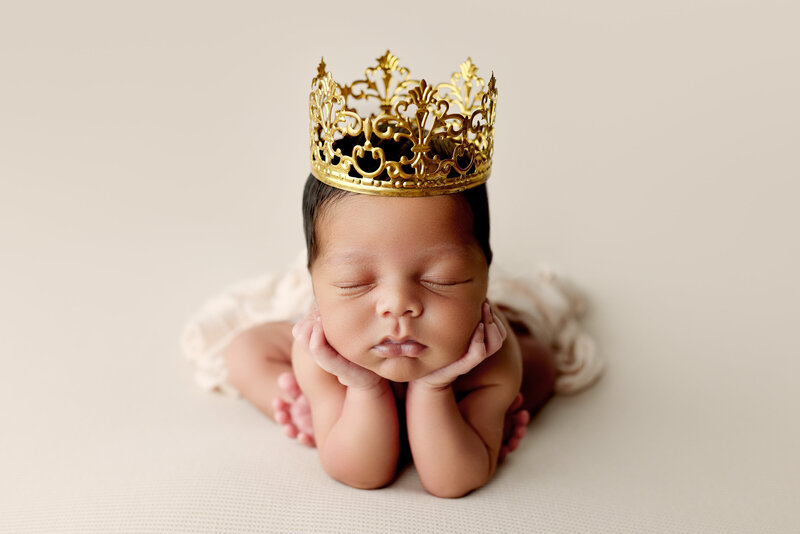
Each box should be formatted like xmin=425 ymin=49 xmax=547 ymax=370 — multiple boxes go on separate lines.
xmin=503 ymin=310 xmax=558 ymax=416
xmin=496 ymin=310 xmax=557 ymax=461
xmin=224 ymin=321 xmax=314 ymax=445
xmin=224 ymin=321 xmax=294 ymax=419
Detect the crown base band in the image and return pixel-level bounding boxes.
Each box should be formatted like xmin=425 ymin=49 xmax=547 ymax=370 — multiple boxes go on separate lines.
xmin=311 ymin=163 xmax=491 ymax=197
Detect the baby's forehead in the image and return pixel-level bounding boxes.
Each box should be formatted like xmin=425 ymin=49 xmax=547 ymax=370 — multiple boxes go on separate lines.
xmin=321 ymin=241 xmax=476 ymax=266
xmin=313 ymin=191 xmax=485 ymax=268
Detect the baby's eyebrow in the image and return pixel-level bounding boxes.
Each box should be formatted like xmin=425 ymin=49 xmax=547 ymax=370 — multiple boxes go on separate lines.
xmin=319 ymin=251 xmax=370 ymax=266
xmin=425 ymin=244 xmax=474 ymax=257
xmin=321 ymin=245 xmax=472 ymax=266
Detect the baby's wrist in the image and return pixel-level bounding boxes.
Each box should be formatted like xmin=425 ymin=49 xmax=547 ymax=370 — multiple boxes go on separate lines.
xmin=346 ymin=378 xmax=391 ymax=399
xmin=407 ymin=379 xmax=453 ymax=395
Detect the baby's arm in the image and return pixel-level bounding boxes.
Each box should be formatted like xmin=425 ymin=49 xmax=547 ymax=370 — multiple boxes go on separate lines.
xmin=406 ymin=302 xmax=520 ymax=498
xmin=292 ymin=310 xmax=400 ymax=489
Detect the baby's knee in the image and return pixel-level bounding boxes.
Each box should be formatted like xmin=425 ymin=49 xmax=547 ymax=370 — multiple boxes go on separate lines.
xmin=224 ymin=323 xmax=293 ymax=383
xmin=224 ymin=329 xmax=261 ymax=387
xmin=225 ymin=326 xmax=261 ymax=362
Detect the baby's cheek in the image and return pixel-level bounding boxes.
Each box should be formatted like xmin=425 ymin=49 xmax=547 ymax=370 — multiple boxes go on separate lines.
xmin=318 ymin=307 xmax=362 ymax=359
xmin=319 ymin=313 xmax=346 ymax=348
xmin=436 ymin=306 xmax=482 ymax=354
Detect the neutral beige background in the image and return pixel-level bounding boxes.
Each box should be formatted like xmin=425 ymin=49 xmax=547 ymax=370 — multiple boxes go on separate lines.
xmin=1 ymin=0 xmax=798 ymax=532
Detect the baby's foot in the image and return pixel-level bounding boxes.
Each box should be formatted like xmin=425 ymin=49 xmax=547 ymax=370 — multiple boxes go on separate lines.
xmin=272 ymin=372 xmax=315 ymax=447
xmin=499 ymin=393 xmax=530 ymax=463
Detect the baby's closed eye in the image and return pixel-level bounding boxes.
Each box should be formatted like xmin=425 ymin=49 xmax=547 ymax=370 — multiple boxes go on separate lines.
xmin=419 ymin=278 xmax=472 ymax=290
xmin=333 ymin=281 xmax=375 ymax=296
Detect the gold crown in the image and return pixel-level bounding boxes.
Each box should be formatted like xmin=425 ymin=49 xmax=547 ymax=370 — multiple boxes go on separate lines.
xmin=309 ymin=51 xmax=497 ymax=196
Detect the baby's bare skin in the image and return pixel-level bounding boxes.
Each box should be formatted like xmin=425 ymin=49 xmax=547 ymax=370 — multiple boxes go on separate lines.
xmin=272 ymin=372 xmax=314 ymax=446
xmin=225 ymin=306 xmax=555 ymax=460
xmin=226 ymin=194 xmax=559 ymax=496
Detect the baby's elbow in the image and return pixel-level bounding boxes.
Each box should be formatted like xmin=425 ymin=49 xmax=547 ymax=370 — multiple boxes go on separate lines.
xmin=328 ymin=466 xmax=395 ymax=490
xmin=426 ymin=486 xmax=472 ymax=499
xmin=421 ymin=476 xmax=486 ymax=499
xmin=321 ymin=451 xmax=396 ymax=490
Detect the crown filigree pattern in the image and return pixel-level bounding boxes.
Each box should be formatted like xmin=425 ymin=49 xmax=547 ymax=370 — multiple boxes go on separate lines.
xmin=309 ymin=51 xmax=497 ymax=196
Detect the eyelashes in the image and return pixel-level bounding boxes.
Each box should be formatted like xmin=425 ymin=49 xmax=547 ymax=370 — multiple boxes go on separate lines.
xmin=420 ymin=279 xmax=470 ymax=290
xmin=333 ymin=278 xmax=472 ymax=295
xmin=334 ymin=283 xmax=375 ymax=296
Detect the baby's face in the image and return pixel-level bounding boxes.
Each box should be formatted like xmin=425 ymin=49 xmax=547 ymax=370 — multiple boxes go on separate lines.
xmin=310 ymin=193 xmax=489 ymax=382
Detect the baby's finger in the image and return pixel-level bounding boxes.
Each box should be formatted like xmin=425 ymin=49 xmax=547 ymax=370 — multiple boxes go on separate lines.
xmin=456 ymin=322 xmax=489 ymax=373
xmin=485 ymin=324 xmax=505 ymax=356
xmin=292 ymin=313 xmax=314 ymax=342
xmin=416 ymin=324 xmax=487 ymax=388
xmin=484 ymin=307 xmax=505 ymax=356
xmin=308 ymin=322 xmax=363 ymax=383
xmin=308 ymin=322 xmax=341 ymax=370
xmin=482 ymin=300 xmax=491 ymax=324
xmin=291 ymin=317 xmax=302 ymax=338
xmin=495 ymin=309 xmax=508 ymax=340
xmin=485 ymin=300 xmax=508 ymax=341
xmin=293 ymin=305 xmax=321 ymax=337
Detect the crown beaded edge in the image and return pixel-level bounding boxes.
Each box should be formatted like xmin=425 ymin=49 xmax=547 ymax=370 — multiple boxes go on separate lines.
xmin=308 ymin=51 xmax=497 ymax=197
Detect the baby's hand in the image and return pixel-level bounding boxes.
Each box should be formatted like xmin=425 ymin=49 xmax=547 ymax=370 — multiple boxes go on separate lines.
xmin=412 ymin=300 xmax=508 ymax=390
xmin=292 ymin=308 xmax=384 ymax=391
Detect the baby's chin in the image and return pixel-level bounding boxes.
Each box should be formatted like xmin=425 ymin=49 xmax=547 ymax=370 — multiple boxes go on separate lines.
xmin=371 ymin=353 xmax=459 ymax=383
xmin=374 ymin=367 xmax=423 ymax=383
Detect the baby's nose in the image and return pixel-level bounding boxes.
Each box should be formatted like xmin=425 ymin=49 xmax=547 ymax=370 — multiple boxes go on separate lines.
xmin=376 ymin=283 xmax=422 ymax=318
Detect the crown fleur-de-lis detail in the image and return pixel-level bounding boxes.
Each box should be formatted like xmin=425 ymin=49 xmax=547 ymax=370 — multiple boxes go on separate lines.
xmin=460 ymin=58 xmax=477 ymax=81
xmin=408 ymin=79 xmax=437 ymax=108
xmin=309 ymin=52 xmax=497 ymax=196
xmin=376 ymin=50 xmax=400 ymax=73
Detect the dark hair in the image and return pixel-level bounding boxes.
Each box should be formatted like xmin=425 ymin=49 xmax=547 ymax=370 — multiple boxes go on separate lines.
xmin=302 ymin=177 xmax=492 ymax=268
xmin=303 ymin=134 xmax=492 ymax=267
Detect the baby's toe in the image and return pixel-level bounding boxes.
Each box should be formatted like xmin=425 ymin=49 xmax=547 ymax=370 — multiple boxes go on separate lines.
xmin=515 ymin=409 xmax=531 ymax=426
xmin=285 ymin=425 xmax=297 ymax=439
xmin=291 ymin=396 xmax=313 ymax=435
xmin=297 ymin=432 xmax=316 ymax=447
xmin=277 ymin=371 xmax=303 ymax=400
xmin=273 ymin=398 xmax=291 ymax=423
